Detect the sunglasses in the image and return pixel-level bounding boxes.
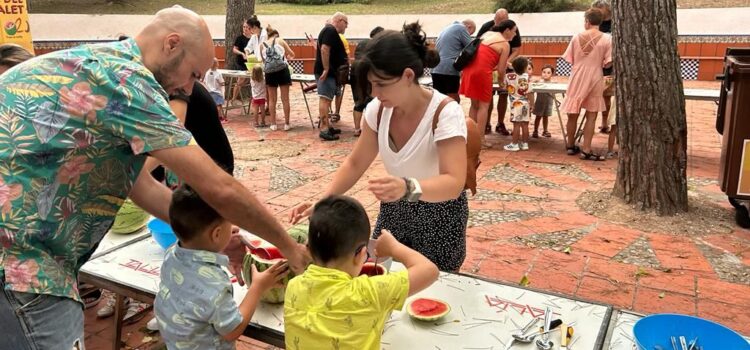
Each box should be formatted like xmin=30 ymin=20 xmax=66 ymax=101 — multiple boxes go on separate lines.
xmin=355 ymin=243 xmax=371 ymax=261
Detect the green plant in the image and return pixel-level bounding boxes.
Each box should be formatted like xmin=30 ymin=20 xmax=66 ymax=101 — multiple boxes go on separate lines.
xmin=495 ymin=0 xmax=588 ymax=13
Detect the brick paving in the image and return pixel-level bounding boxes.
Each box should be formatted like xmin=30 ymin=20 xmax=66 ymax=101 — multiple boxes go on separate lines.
xmin=82 ymin=79 xmax=750 ymax=349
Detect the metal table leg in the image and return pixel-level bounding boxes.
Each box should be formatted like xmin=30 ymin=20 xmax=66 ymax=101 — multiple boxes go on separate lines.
xmin=299 ymin=81 xmax=315 ymax=128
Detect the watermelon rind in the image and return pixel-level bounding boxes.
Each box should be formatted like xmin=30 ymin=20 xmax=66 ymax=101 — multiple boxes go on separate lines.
xmin=240 ymin=224 xmax=309 ymax=303
xmin=111 ymin=199 xmax=149 ymax=234
xmin=407 ymin=298 xmax=451 ymax=322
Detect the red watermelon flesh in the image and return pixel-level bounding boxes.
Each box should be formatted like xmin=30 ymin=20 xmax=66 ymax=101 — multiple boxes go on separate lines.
xmin=410 ymin=298 xmax=449 ymax=317
xmin=250 ymin=246 xmax=284 ymax=260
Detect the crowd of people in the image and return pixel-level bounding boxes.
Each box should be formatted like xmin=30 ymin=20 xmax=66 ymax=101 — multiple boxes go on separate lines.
xmin=0 ymin=1 xmax=617 ymax=350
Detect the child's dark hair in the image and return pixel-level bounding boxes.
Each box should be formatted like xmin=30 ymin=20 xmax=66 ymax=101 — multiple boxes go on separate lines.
xmin=355 ymin=22 xmax=439 ymax=94
xmin=511 ymin=56 xmax=529 ymax=75
xmin=169 ymin=185 xmax=223 ymax=242
xmin=308 ymin=195 xmax=370 ymax=264
xmin=542 ymin=64 xmax=556 ymax=75
xmin=370 ymin=26 xmax=384 ymax=38
xmin=585 ymin=8 xmax=604 ymax=26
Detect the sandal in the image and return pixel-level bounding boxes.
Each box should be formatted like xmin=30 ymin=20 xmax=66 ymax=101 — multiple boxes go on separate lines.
xmin=330 ymin=113 xmax=341 ymax=122
xmin=599 ymin=126 xmax=610 ymax=134
xmin=606 ymin=151 xmax=619 ymax=159
xmin=532 ymin=131 xmax=539 ymax=138
xmin=353 ymin=129 xmax=362 ymax=137
xmin=580 ymin=150 xmax=605 ymax=161
xmin=543 ymin=131 xmax=552 ymax=138
xmin=566 ymin=146 xmax=581 ymax=155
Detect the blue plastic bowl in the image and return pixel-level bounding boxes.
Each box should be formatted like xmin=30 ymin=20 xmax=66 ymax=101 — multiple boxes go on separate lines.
xmin=148 ymin=218 xmax=176 ymax=249
xmin=634 ymin=314 xmax=750 ymax=350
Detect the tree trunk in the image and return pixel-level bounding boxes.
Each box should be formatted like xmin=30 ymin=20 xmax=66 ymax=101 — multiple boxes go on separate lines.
xmin=225 ymin=0 xmax=255 ymax=70
xmin=612 ymin=0 xmax=688 ymax=215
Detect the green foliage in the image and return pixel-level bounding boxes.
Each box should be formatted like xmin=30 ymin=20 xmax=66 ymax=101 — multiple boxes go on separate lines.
xmin=495 ymin=0 xmax=588 ymax=13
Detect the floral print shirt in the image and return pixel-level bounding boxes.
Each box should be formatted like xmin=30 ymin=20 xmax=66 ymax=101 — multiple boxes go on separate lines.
xmin=0 ymin=38 xmax=193 ymax=302
xmin=154 ymin=244 xmax=242 ymax=350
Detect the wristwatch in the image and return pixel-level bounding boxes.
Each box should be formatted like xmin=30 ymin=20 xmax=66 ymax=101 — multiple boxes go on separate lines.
xmin=403 ymin=177 xmax=422 ymax=202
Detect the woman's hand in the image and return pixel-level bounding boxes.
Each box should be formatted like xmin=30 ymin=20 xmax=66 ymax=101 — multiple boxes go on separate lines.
xmin=368 ymin=176 xmax=407 ymax=203
xmin=289 ymin=202 xmax=313 ymax=224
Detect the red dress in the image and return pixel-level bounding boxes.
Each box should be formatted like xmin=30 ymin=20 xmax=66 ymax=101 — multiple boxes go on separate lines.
xmin=459 ymin=43 xmax=501 ymax=103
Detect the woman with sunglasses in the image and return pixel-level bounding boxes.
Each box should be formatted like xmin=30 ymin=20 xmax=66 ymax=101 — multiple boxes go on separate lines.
xmin=291 ymin=22 xmax=469 ymax=272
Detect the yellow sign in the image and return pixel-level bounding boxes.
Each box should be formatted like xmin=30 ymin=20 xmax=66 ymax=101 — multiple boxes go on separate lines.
xmin=0 ymin=0 xmax=33 ymax=54
xmin=738 ymin=139 xmax=750 ymax=196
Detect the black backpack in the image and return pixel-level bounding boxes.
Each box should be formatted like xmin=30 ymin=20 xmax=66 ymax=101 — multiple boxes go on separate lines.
xmin=453 ymin=38 xmax=481 ymax=71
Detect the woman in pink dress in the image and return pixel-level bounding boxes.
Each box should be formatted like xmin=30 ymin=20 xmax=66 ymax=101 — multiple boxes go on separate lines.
xmin=560 ymin=8 xmax=612 ymax=160
xmin=459 ymin=20 xmax=516 ymax=147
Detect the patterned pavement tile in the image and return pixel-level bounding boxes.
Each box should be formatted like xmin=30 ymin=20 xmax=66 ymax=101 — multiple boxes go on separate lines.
xmin=613 ymin=235 xmax=662 ymax=269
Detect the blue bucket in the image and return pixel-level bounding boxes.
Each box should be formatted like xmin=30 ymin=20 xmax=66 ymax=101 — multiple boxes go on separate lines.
xmin=148 ymin=218 xmax=176 ymax=249
xmin=633 ymin=314 xmax=750 ymax=350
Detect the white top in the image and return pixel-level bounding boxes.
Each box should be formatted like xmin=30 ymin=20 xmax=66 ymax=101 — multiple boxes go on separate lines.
xmin=364 ymin=90 xmax=467 ymax=180
xmin=203 ymin=69 xmax=224 ymax=96
xmin=250 ymin=79 xmax=266 ymax=100
xmin=245 ymin=28 xmax=268 ymax=61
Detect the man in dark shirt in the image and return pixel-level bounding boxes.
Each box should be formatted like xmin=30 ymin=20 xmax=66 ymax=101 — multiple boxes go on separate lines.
xmin=314 ymin=12 xmax=349 ymax=141
xmin=593 ymin=0 xmax=614 ymax=134
xmin=478 ymin=8 xmax=522 ymax=135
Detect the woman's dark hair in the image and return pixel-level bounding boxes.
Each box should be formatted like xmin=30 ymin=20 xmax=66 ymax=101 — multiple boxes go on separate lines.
xmin=308 ymin=195 xmax=370 ymax=264
xmin=369 ymin=26 xmax=384 ymax=38
xmin=585 ymin=8 xmax=604 ymax=26
xmin=266 ymin=25 xmax=279 ymax=38
xmin=246 ymin=15 xmax=261 ymax=29
xmin=355 ymin=22 xmax=439 ymax=93
xmin=491 ymin=19 xmax=517 ymax=33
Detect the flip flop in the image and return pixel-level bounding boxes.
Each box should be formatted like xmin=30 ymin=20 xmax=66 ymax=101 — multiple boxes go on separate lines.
xmin=566 ymin=146 xmax=580 ymax=155
xmin=543 ymin=131 xmax=552 ymax=138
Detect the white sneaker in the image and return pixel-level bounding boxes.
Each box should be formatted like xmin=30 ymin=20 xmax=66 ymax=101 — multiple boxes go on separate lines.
xmin=283 ymin=124 xmax=291 ymax=131
xmin=123 ymin=300 xmax=150 ymax=324
xmin=146 ymin=317 xmax=159 ymax=332
xmin=504 ymin=143 xmax=520 ymax=152
xmin=97 ymin=292 xmax=127 ymax=318
xmin=269 ymin=125 xmax=277 ymax=131
xmin=520 ymin=142 xmax=529 ymax=151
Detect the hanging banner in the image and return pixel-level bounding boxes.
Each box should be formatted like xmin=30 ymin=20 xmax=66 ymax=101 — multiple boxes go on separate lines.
xmin=0 ymin=0 xmax=33 ymax=54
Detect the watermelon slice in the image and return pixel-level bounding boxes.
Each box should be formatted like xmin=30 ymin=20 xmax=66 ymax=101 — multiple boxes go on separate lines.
xmin=407 ymin=298 xmax=451 ymax=321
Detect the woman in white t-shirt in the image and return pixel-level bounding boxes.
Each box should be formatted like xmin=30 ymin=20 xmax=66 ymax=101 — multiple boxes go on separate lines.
xmin=244 ymin=16 xmax=268 ymax=63
xmin=290 ymin=23 xmax=469 ymax=271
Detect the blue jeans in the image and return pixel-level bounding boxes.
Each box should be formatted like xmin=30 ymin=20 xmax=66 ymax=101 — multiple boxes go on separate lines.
xmin=1 ymin=281 xmax=85 ymax=350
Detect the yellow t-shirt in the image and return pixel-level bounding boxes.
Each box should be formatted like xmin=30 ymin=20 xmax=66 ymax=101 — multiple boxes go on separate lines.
xmin=339 ymin=34 xmax=351 ymax=56
xmin=284 ymin=264 xmax=409 ymax=350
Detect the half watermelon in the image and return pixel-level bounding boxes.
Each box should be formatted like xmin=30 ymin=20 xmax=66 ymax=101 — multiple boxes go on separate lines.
xmin=407 ymin=297 xmax=451 ymax=321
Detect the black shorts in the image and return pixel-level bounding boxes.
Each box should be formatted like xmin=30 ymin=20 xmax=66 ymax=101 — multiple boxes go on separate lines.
xmin=264 ymin=66 xmax=292 ymax=87
xmin=431 ymin=73 xmax=461 ymax=95
xmin=350 ymin=73 xmax=372 ymax=112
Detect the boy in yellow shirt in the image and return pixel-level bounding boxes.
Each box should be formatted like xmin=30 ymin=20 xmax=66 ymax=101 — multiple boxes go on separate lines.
xmin=284 ymin=195 xmax=439 ymax=349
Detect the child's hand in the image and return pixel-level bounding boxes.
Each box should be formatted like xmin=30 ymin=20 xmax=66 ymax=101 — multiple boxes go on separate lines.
xmin=250 ymin=261 xmax=289 ymax=292
xmin=374 ymin=230 xmax=401 ymax=258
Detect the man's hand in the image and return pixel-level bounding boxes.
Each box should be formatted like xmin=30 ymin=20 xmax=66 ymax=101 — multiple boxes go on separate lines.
xmin=224 ymin=228 xmax=249 ymax=285
xmin=319 ymin=69 xmax=329 ymax=82
xmin=283 ymin=243 xmax=312 ymax=275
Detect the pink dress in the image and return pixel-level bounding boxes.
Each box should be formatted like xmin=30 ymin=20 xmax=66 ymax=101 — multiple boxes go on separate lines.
xmin=560 ymin=31 xmax=612 ymax=114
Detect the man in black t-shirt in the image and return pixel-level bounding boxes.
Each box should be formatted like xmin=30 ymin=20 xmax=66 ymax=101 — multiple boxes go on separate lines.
xmin=477 ymin=8 xmax=522 ymax=135
xmin=593 ymin=0 xmax=614 ymax=134
xmin=314 ymin=12 xmax=349 ymax=141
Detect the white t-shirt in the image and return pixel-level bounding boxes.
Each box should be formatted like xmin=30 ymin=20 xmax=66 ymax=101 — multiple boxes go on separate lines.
xmin=250 ymin=79 xmax=266 ymax=100
xmin=245 ymin=28 xmax=268 ymax=61
xmin=203 ymin=69 xmax=224 ymax=96
xmin=364 ymin=91 xmax=467 ymax=180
